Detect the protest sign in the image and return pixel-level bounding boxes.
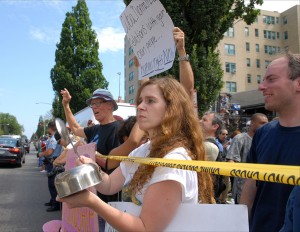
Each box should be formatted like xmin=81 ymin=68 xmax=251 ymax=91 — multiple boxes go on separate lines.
xmin=105 ymin=202 xmax=249 ymax=232
xmin=120 ymin=0 xmax=175 ymax=79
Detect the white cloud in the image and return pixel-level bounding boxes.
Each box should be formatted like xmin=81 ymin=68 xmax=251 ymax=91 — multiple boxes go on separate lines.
xmin=29 ymin=26 xmax=59 ymax=44
xmin=246 ymin=0 xmax=299 ymax=13
xmin=95 ymin=27 xmax=125 ymax=53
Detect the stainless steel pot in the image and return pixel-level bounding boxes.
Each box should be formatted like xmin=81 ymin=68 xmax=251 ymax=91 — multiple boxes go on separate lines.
xmin=55 ymin=163 xmax=102 ymax=198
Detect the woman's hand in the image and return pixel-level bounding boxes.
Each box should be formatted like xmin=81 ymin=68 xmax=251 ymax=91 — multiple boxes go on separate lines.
xmin=56 ymin=189 xmax=97 ymax=209
xmin=76 ymin=155 xmax=98 ymax=166
xmin=173 ymin=27 xmax=186 ymax=55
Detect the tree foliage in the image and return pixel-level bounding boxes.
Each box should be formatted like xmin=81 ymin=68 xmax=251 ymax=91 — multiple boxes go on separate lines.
xmin=50 ymin=0 xmax=108 ymax=119
xmin=124 ymin=0 xmax=262 ymax=115
xmin=0 ymin=113 xmax=24 ymax=135
xmin=34 ymin=116 xmax=50 ymax=138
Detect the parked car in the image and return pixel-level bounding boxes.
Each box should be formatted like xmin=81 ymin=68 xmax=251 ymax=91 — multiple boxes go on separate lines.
xmin=21 ymin=136 xmax=30 ymax=153
xmin=23 ymin=141 xmax=30 ymax=153
xmin=0 ymin=137 xmax=26 ymax=167
xmin=1 ymin=134 xmax=29 ymax=154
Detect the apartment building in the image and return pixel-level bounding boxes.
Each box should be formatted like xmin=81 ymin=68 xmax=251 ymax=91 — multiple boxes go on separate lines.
xmin=124 ymin=36 xmax=139 ymax=104
xmin=124 ymin=5 xmax=300 ymax=103
xmin=219 ymin=5 xmax=300 ymax=94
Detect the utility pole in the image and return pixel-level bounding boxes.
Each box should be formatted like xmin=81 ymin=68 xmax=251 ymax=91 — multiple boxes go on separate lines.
xmin=117 ymin=72 xmax=121 ymax=102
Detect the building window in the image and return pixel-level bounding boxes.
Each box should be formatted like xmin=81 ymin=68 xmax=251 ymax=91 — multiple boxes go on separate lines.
xmin=276 ymin=17 xmax=279 ymax=24
xmin=265 ymin=60 xmax=271 ymax=69
xmin=225 ymin=62 xmax=236 ymax=73
xmin=246 ymin=58 xmax=251 ymax=67
xmin=129 ymin=99 xmax=134 ymax=104
xmin=224 ymin=44 xmax=235 ymax=55
xmin=246 ymin=42 xmax=250 ymax=52
xmin=255 ymin=44 xmax=260 ymax=52
xmin=283 ymin=16 xmax=288 ymax=24
xmin=225 ymin=27 xmax=234 ymax=37
xmin=129 ymin=58 xmax=134 ymax=68
xmin=264 ymin=30 xmax=276 ymax=40
xmin=129 ymin=71 xmax=134 ymax=81
xmin=129 ymin=85 xmax=134 ymax=94
xmin=264 ymin=45 xmax=277 ymax=55
xmin=226 ymin=81 xmax=237 ymax=93
xmin=277 ymin=32 xmax=280 ymax=39
xmin=284 ymin=31 xmax=288 ymax=40
xmin=129 ymin=47 xmax=134 ymax=56
xmin=247 ymin=74 xmax=252 ymax=83
xmin=257 ymin=75 xmax=262 ymax=84
xmin=255 ymin=28 xmax=259 ymax=37
xmin=255 ymin=17 xmax=258 ymax=23
xmin=245 ymin=27 xmax=249 ymax=36
xmin=256 ymin=59 xmax=261 ymax=68
xmin=263 ymin=15 xmax=275 ymax=24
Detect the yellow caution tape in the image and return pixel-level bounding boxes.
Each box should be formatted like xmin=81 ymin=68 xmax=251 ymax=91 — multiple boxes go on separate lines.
xmin=100 ymin=155 xmax=300 ymax=186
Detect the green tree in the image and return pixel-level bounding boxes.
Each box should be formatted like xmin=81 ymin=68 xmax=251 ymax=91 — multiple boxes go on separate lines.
xmin=0 ymin=113 xmax=24 ymax=135
xmin=34 ymin=115 xmax=53 ymax=138
xmin=124 ymin=0 xmax=262 ymax=115
xmin=50 ymin=0 xmax=108 ymax=119
xmin=35 ymin=116 xmax=45 ymax=138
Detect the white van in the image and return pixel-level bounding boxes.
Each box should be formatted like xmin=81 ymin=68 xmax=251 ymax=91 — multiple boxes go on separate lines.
xmin=73 ymin=103 xmax=136 ymax=127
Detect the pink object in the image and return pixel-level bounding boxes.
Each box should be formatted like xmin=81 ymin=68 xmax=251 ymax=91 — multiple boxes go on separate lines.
xmin=43 ymin=220 xmax=62 ymax=232
xmin=61 ymin=143 xmax=99 ymax=232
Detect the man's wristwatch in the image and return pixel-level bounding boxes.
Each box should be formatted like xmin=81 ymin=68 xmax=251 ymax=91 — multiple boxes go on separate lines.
xmin=178 ymin=54 xmax=190 ymax=61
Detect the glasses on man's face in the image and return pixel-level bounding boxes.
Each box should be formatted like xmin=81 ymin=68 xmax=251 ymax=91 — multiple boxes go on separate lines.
xmin=89 ymin=101 xmax=108 ymax=108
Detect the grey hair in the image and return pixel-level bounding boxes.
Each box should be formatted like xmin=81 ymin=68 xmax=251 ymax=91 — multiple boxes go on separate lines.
xmin=204 ymin=111 xmax=224 ymax=136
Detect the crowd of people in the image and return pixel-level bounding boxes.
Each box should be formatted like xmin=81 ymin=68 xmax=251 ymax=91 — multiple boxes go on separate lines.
xmin=38 ymin=26 xmax=300 ymax=232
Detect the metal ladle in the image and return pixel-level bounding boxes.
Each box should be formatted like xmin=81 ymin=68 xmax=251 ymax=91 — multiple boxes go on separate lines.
xmin=55 ymin=118 xmax=80 ymax=159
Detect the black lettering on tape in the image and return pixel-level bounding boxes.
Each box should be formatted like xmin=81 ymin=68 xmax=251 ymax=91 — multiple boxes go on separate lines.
xmin=287 ymin=175 xmax=296 ymax=185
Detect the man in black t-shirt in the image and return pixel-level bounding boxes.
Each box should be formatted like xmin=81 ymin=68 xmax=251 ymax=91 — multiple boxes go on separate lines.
xmin=61 ymin=88 xmax=121 ymax=231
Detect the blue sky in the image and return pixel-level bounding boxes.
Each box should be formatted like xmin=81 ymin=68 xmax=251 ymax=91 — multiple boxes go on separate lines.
xmin=0 ymin=0 xmax=126 ymax=138
xmin=0 ymin=0 xmax=298 ymax=138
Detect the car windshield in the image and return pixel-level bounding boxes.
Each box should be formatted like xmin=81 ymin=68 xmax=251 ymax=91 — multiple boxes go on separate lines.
xmin=0 ymin=138 xmax=17 ymax=147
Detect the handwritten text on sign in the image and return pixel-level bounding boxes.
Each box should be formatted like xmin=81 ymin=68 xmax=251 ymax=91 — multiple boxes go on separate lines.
xmin=120 ymin=0 xmax=175 ymax=79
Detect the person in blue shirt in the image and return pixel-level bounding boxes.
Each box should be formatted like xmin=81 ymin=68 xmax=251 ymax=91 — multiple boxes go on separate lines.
xmin=39 ymin=121 xmax=62 ymax=212
xmin=240 ymin=53 xmax=300 ymax=232
xmin=280 ymin=186 xmax=300 ymax=232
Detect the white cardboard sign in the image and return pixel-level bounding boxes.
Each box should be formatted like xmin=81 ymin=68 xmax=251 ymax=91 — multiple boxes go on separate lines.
xmin=105 ymin=202 xmax=249 ymax=231
xmin=120 ymin=0 xmax=175 ymax=79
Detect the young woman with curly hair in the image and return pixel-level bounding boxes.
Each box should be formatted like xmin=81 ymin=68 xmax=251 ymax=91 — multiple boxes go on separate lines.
xmin=58 ymin=77 xmax=214 ymax=231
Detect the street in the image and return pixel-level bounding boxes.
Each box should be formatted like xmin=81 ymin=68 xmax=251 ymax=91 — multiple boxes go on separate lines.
xmin=0 ymin=144 xmax=61 ymax=232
